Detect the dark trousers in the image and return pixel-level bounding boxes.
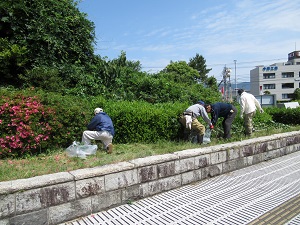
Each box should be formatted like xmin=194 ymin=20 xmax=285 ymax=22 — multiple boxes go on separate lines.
xmin=222 ymin=106 xmax=237 ymax=139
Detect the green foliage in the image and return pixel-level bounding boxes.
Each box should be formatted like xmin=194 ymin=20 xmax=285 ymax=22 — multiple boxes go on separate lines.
xmin=266 ymin=107 xmax=300 ymax=125
xmin=253 ymin=109 xmax=273 ymax=123
xmin=293 ymin=88 xmax=300 ymax=100
xmin=34 ymin=91 xmax=93 ymax=146
xmin=217 ymin=107 xmax=291 ymax=137
xmin=78 ymin=53 xmax=222 ymax=104
xmin=2 ymin=0 xmax=299 ymax=160
xmin=162 ymin=61 xmax=200 ymax=84
xmin=0 ymin=88 xmax=186 ymax=151
xmin=206 ymin=76 xmax=218 ymax=91
xmin=188 ymin=53 xmax=212 ymax=83
xmin=250 ymin=109 xmax=285 ymax=132
xmin=19 ymin=66 xmax=65 ymax=92
xmin=0 ymin=0 xmax=95 ymax=86
xmin=1 ymin=2 xmax=221 ymax=103
xmin=110 ymin=101 xmax=184 ymax=143
xmin=0 ymin=38 xmax=28 ymax=86
xmin=1 ymin=88 xmax=300 ymax=159
xmin=0 ymin=92 xmax=59 ymax=157
xmin=104 ymin=52 xmax=143 ymax=94
xmin=0 ymin=87 xmax=92 ymax=153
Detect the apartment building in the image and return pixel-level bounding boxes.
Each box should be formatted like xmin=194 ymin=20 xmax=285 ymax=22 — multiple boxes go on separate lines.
xmin=250 ymin=51 xmax=300 ymax=101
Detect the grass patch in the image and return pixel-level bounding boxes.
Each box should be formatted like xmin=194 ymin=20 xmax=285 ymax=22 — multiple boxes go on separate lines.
xmin=1 ymin=125 xmax=299 ymax=182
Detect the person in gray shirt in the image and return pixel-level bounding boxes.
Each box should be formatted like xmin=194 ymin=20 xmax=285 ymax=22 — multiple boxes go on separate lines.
xmin=179 ymin=100 xmax=214 ymax=144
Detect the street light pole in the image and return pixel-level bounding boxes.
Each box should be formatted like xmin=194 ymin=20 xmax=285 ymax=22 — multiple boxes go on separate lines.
xmin=234 ymin=60 xmax=237 ymax=98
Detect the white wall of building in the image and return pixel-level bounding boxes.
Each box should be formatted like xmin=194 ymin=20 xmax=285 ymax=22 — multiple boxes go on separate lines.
xmin=250 ymin=51 xmax=300 ymax=101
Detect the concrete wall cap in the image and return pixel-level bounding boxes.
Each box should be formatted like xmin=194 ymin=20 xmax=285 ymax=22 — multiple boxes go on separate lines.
xmin=69 ymin=161 xmax=134 ymax=180
xmin=1 ymin=172 xmax=73 ymax=194
xmin=129 ymin=154 xmax=178 ymax=167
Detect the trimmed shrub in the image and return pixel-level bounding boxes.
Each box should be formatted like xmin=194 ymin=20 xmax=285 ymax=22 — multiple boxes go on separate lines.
xmin=0 ymin=93 xmax=58 ymax=157
xmin=266 ymin=107 xmax=300 ymax=125
xmin=1 ymin=87 xmax=298 ymax=158
xmin=109 ymin=101 xmax=186 ymax=143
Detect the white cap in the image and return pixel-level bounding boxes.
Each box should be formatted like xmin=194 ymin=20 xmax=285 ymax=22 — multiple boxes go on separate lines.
xmin=94 ymin=108 xmax=103 ymax=114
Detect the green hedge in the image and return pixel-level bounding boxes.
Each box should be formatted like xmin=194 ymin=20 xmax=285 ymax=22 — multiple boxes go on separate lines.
xmin=109 ymin=101 xmax=185 ymax=143
xmin=266 ymin=107 xmax=300 ymax=125
xmin=0 ymin=88 xmax=190 ymax=156
xmin=1 ymin=87 xmax=297 ymax=157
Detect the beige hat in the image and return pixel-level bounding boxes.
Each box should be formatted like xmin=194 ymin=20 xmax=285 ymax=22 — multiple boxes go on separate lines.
xmin=94 ymin=108 xmax=103 ymax=114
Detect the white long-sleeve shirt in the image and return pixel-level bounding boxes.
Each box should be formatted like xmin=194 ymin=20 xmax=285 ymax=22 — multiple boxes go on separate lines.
xmin=239 ymin=92 xmax=263 ymax=116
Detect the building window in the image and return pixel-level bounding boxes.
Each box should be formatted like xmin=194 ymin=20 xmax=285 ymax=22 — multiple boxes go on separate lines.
xmin=263 ymin=84 xmax=275 ymax=89
xmin=282 ymin=93 xmax=294 ymax=99
xmin=263 ymin=73 xmax=275 ymax=79
xmin=282 ymin=83 xmax=294 ymax=89
xmin=282 ymin=72 xmax=294 ymax=78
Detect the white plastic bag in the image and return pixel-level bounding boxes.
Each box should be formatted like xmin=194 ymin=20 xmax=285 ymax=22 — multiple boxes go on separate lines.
xmin=203 ymin=128 xmax=211 ymax=144
xmin=66 ymin=141 xmax=98 ymax=159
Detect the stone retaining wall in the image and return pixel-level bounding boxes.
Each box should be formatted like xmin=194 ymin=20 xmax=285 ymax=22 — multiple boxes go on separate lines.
xmin=1 ymin=131 xmax=300 ymax=225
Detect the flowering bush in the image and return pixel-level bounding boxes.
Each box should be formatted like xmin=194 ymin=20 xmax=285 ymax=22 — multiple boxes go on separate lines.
xmin=0 ymin=95 xmax=58 ymax=157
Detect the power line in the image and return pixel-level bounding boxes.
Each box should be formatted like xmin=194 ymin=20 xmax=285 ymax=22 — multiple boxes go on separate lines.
xmin=141 ymin=58 xmax=288 ymax=70
xmin=212 ymin=58 xmax=287 ymax=66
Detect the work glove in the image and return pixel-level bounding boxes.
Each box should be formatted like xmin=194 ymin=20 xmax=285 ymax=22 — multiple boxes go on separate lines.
xmin=209 ymin=124 xmax=214 ymax=129
xmin=260 ymin=109 xmax=264 ymax=113
xmin=184 ymin=115 xmax=192 ymax=129
xmin=240 ymin=114 xmax=243 ymax=119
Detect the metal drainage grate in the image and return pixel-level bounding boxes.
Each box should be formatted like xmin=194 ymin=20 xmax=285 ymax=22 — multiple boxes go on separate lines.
xmin=286 ymin=214 xmax=300 ymax=225
xmin=64 ymin=151 xmax=300 ymax=225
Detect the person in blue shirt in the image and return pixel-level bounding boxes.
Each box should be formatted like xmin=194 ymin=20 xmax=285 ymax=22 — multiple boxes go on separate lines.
xmin=81 ymin=108 xmax=115 ymax=154
xmin=204 ymin=102 xmax=237 ymax=139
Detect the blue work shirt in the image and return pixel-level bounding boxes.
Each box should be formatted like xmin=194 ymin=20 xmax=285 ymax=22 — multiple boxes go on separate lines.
xmin=87 ymin=112 xmax=115 ymax=136
xmin=211 ymin=102 xmax=233 ymax=125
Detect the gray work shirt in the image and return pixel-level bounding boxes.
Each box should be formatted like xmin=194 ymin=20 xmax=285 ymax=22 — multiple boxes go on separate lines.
xmin=185 ymin=104 xmax=212 ymax=125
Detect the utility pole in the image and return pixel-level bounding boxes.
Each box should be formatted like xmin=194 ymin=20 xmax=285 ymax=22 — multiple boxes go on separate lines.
xmin=222 ymin=66 xmax=231 ymax=102
xmin=234 ymin=60 xmax=237 ymax=99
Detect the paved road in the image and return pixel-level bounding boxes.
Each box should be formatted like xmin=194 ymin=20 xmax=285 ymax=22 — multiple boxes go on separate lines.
xmin=63 ymin=151 xmax=300 ymax=225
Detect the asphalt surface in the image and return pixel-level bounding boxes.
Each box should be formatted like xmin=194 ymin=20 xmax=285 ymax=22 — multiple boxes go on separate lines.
xmin=63 ymin=151 xmax=300 ymax=225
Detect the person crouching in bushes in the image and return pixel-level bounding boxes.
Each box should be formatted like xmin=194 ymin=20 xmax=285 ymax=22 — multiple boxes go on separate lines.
xmin=204 ymin=102 xmax=237 ymax=139
xmin=179 ymin=100 xmax=214 ymax=144
xmin=82 ymin=108 xmax=115 ymax=154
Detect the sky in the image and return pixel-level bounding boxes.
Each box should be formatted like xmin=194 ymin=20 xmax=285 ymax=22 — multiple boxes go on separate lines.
xmin=78 ymin=0 xmax=300 ymax=84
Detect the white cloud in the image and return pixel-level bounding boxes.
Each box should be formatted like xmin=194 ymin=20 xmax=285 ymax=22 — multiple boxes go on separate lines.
xmin=86 ymin=0 xmax=300 ymax=82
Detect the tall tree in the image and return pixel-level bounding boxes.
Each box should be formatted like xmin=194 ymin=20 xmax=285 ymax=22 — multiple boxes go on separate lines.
xmin=163 ymin=61 xmax=200 ymax=84
xmin=0 ymin=0 xmax=95 ymax=86
xmin=188 ymin=53 xmax=212 ymax=83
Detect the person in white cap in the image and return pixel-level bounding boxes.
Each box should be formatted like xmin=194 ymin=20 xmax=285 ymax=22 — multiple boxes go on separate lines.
xmin=81 ymin=108 xmax=115 ymax=153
